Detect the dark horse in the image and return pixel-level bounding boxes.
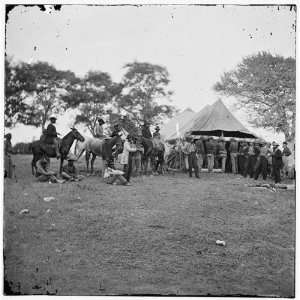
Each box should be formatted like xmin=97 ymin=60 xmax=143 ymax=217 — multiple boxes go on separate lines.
xmin=31 ymin=128 xmax=85 ymax=175
xmin=74 ymin=134 xmax=123 ymax=173
xmin=139 ymin=137 xmax=165 ymax=174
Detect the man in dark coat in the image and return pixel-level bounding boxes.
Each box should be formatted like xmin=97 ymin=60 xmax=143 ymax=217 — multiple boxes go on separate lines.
xmin=110 ymin=124 xmax=121 ymax=137
xmin=254 ymin=142 xmax=270 ymax=180
xmin=44 ymin=115 xmax=60 ymax=158
xmin=153 ymin=126 xmax=160 ymax=138
xmin=184 ymin=137 xmax=199 ymax=178
xmin=272 ymin=142 xmax=283 ymax=183
xmin=238 ymin=142 xmax=249 ymax=175
xmin=4 ymin=133 xmax=13 ymax=178
xmin=141 ymin=121 xmax=152 ymax=139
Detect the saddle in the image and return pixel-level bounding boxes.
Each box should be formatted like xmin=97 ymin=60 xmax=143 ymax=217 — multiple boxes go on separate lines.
xmin=40 ymin=134 xmax=61 ymax=153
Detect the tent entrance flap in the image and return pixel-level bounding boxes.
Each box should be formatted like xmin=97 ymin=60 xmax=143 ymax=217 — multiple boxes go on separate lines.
xmin=190 ymin=130 xmax=256 ymax=139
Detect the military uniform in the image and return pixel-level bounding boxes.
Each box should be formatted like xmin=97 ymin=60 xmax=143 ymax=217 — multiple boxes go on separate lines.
xmin=195 ymin=139 xmax=205 ymax=172
xmin=216 ymin=140 xmax=227 ymax=172
xmin=184 ymin=140 xmax=199 ymax=178
xmin=272 ymin=146 xmax=283 ymax=183
xmin=229 ymin=139 xmax=238 ymax=174
xmin=44 ymin=117 xmax=60 ymax=158
xmin=205 ymin=139 xmax=215 ymax=172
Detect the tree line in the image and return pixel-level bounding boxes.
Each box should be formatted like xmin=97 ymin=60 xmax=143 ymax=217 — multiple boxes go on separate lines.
xmin=5 ymin=52 xmax=295 ymax=142
xmin=5 ymin=58 xmax=177 ymax=136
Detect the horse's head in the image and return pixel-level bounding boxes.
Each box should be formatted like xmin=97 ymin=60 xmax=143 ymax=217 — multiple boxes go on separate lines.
xmin=70 ymin=128 xmax=85 ymax=142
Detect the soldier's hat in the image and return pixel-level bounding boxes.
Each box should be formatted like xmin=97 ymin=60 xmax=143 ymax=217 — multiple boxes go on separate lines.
xmin=98 ymin=118 xmax=105 ymax=124
xmin=49 ymin=115 xmax=57 ymax=120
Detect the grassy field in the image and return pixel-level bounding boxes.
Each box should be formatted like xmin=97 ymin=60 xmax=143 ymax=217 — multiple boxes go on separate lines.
xmin=4 ymin=154 xmax=295 ymax=296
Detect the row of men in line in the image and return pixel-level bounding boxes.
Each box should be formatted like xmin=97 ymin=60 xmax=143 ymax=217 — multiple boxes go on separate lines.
xmin=179 ymin=137 xmax=292 ymax=183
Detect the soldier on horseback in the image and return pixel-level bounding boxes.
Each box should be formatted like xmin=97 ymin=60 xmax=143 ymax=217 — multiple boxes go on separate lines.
xmin=43 ymin=115 xmax=61 ymax=159
xmin=141 ymin=121 xmax=152 ymax=139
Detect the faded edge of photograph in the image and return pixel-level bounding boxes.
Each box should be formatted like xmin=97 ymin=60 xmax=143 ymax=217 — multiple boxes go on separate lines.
xmin=3 ymin=2 xmax=296 ymax=297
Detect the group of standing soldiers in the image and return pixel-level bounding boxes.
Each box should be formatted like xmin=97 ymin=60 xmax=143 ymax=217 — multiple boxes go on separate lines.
xmin=179 ymin=137 xmax=292 ymax=183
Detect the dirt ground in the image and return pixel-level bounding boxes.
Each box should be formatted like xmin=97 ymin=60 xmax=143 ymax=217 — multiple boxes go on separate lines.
xmin=4 ymin=155 xmax=295 ymax=296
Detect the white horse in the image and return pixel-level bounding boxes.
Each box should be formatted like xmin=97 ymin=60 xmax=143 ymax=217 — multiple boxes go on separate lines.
xmin=74 ymin=135 xmax=123 ymax=173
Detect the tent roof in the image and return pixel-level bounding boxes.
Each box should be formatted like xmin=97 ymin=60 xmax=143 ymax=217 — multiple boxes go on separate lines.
xmin=160 ymin=108 xmax=196 ymax=141
xmin=188 ymin=99 xmax=256 ymax=138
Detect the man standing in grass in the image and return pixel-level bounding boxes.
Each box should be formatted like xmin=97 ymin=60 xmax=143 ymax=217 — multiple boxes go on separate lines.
xmin=272 ymin=142 xmax=283 ymax=184
xmin=184 ymin=136 xmax=199 ymax=178
xmin=217 ymin=138 xmax=227 ymax=173
xmin=229 ymin=138 xmax=238 ymax=174
xmin=254 ymin=142 xmax=270 ymax=181
xmin=282 ymin=141 xmax=292 ymax=179
xmin=195 ymin=137 xmax=205 ymax=172
xmin=206 ymin=137 xmax=215 ymax=172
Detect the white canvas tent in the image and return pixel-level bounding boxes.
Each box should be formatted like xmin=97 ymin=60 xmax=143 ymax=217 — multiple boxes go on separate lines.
xmin=160 ymin=108 xmax=196 ymax=141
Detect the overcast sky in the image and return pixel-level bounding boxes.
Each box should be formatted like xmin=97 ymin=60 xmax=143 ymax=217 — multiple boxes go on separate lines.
xmin=5 ymin=4 xmax=296 ymax=143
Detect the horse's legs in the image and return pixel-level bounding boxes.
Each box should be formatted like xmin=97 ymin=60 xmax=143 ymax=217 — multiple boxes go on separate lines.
xmin=85 ymin=151 xmax=90 ymax=173
xmin=91 ymin=153 xmax=96 ymax=174
xmin=59 ymin=157 xmax=64 ymax=174
xmin=31 ymin=159 xmax=35 ymax=176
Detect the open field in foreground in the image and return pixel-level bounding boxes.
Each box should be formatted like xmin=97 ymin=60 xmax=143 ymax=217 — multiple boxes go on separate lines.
xmin=4 ymin=155 xmax=295 ymax=296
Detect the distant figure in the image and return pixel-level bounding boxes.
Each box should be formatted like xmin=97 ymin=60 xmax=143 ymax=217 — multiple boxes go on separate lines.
xmin=217 ymin=138 xmax=227 ymax=173
xmin=206 ymin=137 xmax=215 ymax=172
xmin=254 ymin=142 xmax=270 ymax=181
xmin=238 ymin=142 xmax=248 ymax=175
xmin=244 ymin=142 xmax=255 ymax=178
xmin=120 ymin=135 xmax=136 ymax=183
xmin=110 ymin=123 xmax=121 ymax=138
xmin=229 ymin=138 xmax=238 ymax=174
xmin=181 ymin=138 xmax=190 ymax=172
xmin=94 ymin=118 xmax=105 ymax=139
xmin=61 ymin=154 xmax=84 ymax=181
xmin=195 ymin=137 xmax=205 ymax=172
xmin=266 ymin=142 xmax=273 ymax=177
xmin=4 ymin=133 xmax=13 ymax=178
xmin=272 ymin=142 xmax=283 ymax=183
xmin=282 ymin=141 xmax=292 ymax=178
xmin=184 ymin=137 xmax=199 ymax=178
xmin=35 ymin=155 xmax=64 ymax=183
xmin=44 ymin=115 xmax=60 ymax=159
xmin=153 ymin=125 xmax=161 ymax=138
xmin=132 ymin=135 xmax=143 ymax=176
xmin=152 ymin=125 xmax=162 ymax=150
